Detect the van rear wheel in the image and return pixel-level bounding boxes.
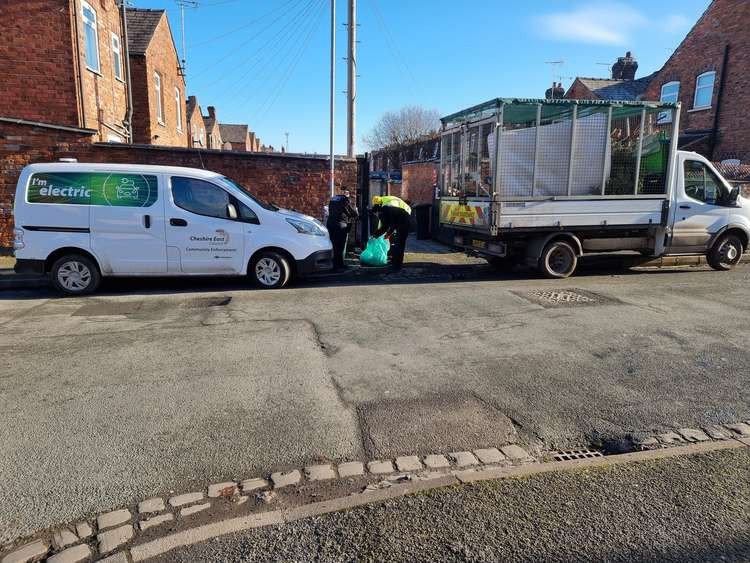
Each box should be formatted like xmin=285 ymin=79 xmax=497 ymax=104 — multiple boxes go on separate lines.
xmin=539 ymin=240 xmax=578 ymax=279
xmin=251 ymin=251 xmax=291 ymax=289
xmin=50 ymin=254 xmax=101 ymax=295
xmin=707 ymin=233 xmax=743 ymax=271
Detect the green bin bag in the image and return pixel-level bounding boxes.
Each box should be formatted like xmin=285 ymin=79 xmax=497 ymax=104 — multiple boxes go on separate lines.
xmin=360 ymin=236 xmax=390 ymax=267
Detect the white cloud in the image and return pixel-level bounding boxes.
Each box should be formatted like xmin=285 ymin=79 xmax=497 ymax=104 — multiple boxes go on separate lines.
xmin=535 ymin=2 xmax=647 ymax=46
xmin=664 ymin=14 xmax=691 ymax=33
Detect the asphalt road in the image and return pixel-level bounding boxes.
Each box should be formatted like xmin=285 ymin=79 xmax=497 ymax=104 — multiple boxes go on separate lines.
xmin=1 ymin=263 xmax=749 ymax=543
xmin=156 ymin=448 xmax=750 ymax=563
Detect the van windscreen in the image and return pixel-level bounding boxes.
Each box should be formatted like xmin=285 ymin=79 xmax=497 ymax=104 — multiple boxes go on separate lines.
xmin=220 ymin=177 xmax=278 ymax=211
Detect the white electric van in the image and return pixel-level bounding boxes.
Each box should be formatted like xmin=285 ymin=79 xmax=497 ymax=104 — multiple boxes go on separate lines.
xmin=13 ymin=162 xmax=334 ymax=294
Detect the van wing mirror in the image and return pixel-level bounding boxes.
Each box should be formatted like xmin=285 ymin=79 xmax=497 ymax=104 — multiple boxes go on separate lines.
xmin=227 ymin=203 xmax=238 ymax=220
xmin=731 ymin=185 xmax=740 ymax=203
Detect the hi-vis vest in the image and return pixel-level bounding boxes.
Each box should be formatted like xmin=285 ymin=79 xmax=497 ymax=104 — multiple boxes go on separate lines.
xmin=380 ymin=196 xmax=411 ymax=215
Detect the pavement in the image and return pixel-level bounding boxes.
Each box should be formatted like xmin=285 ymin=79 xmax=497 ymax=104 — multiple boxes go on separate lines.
xmin=1 ymin=239 xmax=749 ymax=548
xmin=154 ymin=447 xmax=750 ymax=562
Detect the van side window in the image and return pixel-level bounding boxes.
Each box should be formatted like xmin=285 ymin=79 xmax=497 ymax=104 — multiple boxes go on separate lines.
xmin=172 ymin=177 xmax=231 ymax=218
xmin=684 ymin=161 xmax=725 ymax=205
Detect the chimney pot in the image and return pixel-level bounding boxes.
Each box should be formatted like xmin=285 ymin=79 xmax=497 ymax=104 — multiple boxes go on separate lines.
xmin=207 ymin=106 xmax=216 ymax=118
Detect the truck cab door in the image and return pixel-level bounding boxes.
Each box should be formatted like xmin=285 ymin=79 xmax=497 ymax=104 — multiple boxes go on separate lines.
xmin=165 ymin=176 xmax=246 ymax=274
xmin=669 ymin=157 xmax=730 ymax=253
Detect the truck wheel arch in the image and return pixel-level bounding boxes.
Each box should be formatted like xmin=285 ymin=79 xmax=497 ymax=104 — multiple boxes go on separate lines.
xmin=709 ymin=225 xmax=749 ymax=252
xmin=525 ymin=232 xmax=583 ymax=260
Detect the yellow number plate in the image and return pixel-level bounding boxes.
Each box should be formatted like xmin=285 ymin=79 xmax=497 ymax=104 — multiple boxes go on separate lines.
xmin=472 ymin=239 xmax=487 ymax=249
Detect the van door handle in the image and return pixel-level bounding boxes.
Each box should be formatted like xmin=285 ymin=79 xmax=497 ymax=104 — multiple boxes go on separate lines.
xmin=170 ymin=218 xmax=188 ymax=227
xmin=679 ymin=205 xmax=691 ymax=209
xmin=143 ymin=214 xmax=151 ymax=229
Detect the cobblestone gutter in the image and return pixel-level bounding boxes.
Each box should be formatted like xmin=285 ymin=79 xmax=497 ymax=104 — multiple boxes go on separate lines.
xmin=2 ymin=421 xmax=750 ymax=563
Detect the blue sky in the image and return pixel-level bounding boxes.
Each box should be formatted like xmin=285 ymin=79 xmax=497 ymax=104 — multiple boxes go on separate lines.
xmin=133 ymin=0 xmax=710 ymax=154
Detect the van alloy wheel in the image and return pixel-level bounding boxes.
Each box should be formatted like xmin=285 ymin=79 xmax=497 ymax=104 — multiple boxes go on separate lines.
xmin=57 ymin=260 xmax=92 ymax=291
xmin=255 ymin=257 xmax=282 ymax=286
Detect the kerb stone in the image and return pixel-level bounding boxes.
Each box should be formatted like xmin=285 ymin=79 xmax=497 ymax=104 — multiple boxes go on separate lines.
xmin=97 ymin=525 xmax=134 ymax=554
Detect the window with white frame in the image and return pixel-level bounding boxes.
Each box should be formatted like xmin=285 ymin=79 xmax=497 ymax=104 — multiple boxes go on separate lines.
xmin=81 ymin=2 xmax=100 ymax=72
xmin=199 ymin=129 xmax=205 ymax=145
xmin=657 ymin=81 xmax=679 ymax=124
xmin=111 ymin=33 xmax=122 ymax=81
xmin=154 ymin=72 xmax=164 ymax=124
xmin=693 ymin=71 xmax=715 ymax=109
xmin=175 ymin=88 xmax=182 ymax=131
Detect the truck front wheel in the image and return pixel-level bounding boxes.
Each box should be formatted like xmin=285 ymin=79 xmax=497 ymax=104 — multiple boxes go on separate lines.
xmin=539 ymin=240 xmax=578 ymax=278
xmin=707 ymin=233 xmax=743 ymax=271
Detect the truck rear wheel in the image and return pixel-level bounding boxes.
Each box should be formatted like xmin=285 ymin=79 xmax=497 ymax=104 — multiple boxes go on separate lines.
xmin=707 ymin=233 xmax=743 ymax=271
xmin=50 ymin=254 xmax=101 ymax=295
xmin=539 ymin=240 xmax=577 ymax=279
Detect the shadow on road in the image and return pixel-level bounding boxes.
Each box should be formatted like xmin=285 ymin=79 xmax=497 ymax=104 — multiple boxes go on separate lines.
xmin=0 ymin=258 xmax=722 ymax=301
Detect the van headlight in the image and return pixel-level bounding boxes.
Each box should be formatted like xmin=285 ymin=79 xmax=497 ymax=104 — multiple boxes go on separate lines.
xmin=286 ymin=218 xmax=326 ymax=236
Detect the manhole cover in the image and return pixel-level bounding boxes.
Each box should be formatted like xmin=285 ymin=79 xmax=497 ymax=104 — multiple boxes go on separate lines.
xmin=551 ymin=448 xmax=604 ymax=461
xmin=515 ymin=288 xmax=611 ymax=308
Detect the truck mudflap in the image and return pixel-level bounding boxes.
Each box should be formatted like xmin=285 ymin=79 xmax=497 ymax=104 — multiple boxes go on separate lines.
xmin=439 ymin=200 xmax=491 ymax=228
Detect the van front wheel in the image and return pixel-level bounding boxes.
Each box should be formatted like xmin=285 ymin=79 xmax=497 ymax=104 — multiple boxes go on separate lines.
xmin=251 ymin=251 xmax=291 ymax=289
xmin=707 ymin=234 xmax=743 ymax=271
xmin=51 ymin=254 xmax=101 ymax=295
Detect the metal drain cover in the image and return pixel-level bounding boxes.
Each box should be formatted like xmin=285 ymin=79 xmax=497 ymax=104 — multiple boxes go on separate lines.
xmin=516 ymin=288 xmax=611 ymax=308
xmin=551 ymin=448 xmax=604 ymax=461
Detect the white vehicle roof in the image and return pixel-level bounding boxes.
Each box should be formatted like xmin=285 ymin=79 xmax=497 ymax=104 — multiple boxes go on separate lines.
xmin=22 ymin=162 xmax=224 ymax=179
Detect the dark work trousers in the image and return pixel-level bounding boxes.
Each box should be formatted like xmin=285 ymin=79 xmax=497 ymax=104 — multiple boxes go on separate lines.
xmin=389 ymin=218 xmax=411 ymax=269
xmin=327 ymin=222 xmax=349 ymax=269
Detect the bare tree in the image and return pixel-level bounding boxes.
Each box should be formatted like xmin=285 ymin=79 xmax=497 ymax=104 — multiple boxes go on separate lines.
xmin=363 ymin=105 xmax=441 ymax=150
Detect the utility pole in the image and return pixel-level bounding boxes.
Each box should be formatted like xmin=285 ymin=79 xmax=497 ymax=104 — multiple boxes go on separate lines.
xmin=346 ymin=0 xmax=356 ymax=157
xmin=176 ymin=0 xmax=198 ymax=76
xmin=329 ymin=0 xmax=336 ymax=197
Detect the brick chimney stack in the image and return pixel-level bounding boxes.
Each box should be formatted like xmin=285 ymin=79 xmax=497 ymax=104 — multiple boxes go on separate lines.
xmin=545 ymin=82 xmax=565 ymax=100
xmin=612 ymin=51 xmax=638 ymax=80
xmin=207 ymin=106 xmax=217 ymax=119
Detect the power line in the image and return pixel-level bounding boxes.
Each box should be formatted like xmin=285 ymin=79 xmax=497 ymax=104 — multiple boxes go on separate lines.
xmin=366 ymin=0 xmax=419 ymax=98
xmin=191 ymin=0 xmax=309 ymax=77
xmin=250 ymin=0 xmax=326 ymax=124
xmin=190 ymin=0 xmax=299 ymax=47
xmin=212 ymin=0 xmax=322 ymax=102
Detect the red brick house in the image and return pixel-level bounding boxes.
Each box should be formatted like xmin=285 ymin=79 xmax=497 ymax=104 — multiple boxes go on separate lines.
xmin=186 ymin=96 xmax=206 ymax=149
xmin=0 ymin=0 xmax=130 ymax=141
xmin=565 ymin=52 xmax=656 ymax=101
xmin=642 ymin=0 xmax=749 ymax=162
xmin=219 ymin=123 xmax=259 ymax=152
xmin=126 ymin=8 xmax=187 ymax=147
xmin=202 ymin=106 xmax=223 ymax=150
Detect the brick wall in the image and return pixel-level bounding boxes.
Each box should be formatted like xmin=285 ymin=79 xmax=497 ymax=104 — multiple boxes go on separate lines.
xmin=76 ymin=0 xmax=129 ymax=141
xmin=0 ymin=121 xmax=357 ymax=249
xmin=130 ymin=15 xmax=187 ymax=147
xmin=0 ymin=0 xmax=80 ymax=127
xmin=643 ymin=0 xmax=750 ymax=162
xmin=401 ymin=160 xmax=438 ymax=205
